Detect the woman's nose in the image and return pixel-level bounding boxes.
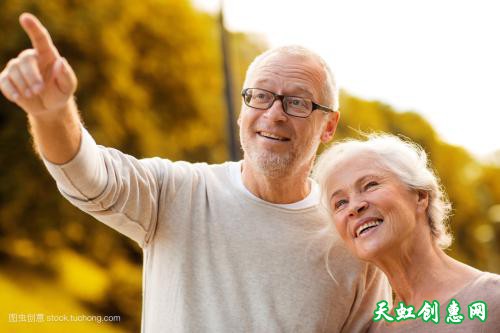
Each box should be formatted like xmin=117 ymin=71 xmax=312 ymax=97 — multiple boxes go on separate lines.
xmin=349 ymin=200 xmax=368 ymax=216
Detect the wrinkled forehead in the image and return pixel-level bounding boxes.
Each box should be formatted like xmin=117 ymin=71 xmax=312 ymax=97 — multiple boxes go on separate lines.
xmin=246 ymin=53 xmax=325 ymax=99
xmin=250 ymin=77 xmax=315 ymax=98
xmin=325 ymin=152 xmax=389 ymax=190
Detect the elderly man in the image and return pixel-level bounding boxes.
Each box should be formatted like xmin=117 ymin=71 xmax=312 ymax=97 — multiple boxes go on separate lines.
xmin=1 ymin=13 xmax=390 ymax=333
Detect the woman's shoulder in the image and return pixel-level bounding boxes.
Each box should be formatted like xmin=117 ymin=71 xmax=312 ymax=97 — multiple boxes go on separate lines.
xmin=465 ymin=271 xmax=500 ymax=294
xmin=454 ymin=271 xmax=500 ymax=314
xmin=367 ymin=272 xmax=500 ymax=333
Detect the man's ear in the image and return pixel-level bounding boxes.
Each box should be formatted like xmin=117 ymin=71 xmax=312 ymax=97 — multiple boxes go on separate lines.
xmin=320 ymin=111 xmax=340 ymax=143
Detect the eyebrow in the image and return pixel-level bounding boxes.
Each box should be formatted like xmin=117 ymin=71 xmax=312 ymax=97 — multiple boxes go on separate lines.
xmin=329 ymin=174 xmax=380 ymax=199
xmin=251 ymin=79 xmax=314 ymax=99
xmin=286 ymin=85 xmax=314 ymax=98
xmin=252 ymin=78 xmax=276 ymax=87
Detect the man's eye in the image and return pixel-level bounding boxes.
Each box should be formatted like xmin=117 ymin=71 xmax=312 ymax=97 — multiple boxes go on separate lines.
xmin=289 ymin=98 xmax=305 ymax=107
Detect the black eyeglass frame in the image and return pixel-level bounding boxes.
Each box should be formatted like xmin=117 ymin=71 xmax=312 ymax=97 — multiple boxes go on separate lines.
xmin=241 ymin=87 xmax=336 ymax=118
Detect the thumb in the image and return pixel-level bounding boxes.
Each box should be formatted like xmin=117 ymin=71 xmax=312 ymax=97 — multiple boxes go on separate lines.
xmin=52 ymin=57 xmax=77 ymax=95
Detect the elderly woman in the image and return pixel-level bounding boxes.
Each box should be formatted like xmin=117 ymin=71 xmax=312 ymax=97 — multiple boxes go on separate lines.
xmin=313 ymin=134 xmax=500 ymax=332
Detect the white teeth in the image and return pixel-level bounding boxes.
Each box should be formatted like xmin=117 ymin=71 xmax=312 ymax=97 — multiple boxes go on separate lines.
xmin=356 ymin=219 xmax=383 ymax=238
xmin=259 ymin=131 xmax=287 ymax=141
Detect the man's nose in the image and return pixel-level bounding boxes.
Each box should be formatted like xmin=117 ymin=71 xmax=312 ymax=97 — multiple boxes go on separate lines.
xmin=264 ymin=98 xmax=288 ymax=122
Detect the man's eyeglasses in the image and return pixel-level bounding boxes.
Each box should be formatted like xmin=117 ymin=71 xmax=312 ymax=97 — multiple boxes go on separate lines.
xmin=241 ymin=88 xmax=336 ymax=118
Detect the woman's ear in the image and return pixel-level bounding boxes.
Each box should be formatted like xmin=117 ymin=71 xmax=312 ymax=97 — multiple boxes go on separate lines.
xmin=416 ymin=190 xmax=429 ymax=213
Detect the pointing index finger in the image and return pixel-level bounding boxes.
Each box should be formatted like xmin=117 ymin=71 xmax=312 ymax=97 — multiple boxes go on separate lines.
xmin=19 ymin=13 xmax=59 ymax=65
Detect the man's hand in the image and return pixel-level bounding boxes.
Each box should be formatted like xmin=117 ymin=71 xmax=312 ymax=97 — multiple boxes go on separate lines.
xmin=0 ymin=13 xmax=77 ymax=116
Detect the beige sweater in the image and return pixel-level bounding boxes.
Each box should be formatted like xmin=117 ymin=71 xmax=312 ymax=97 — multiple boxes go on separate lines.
xmin=43 ymin=127 xmax=391 ymax=333
xmin=369 ymin=272 xmax=500 ymax=332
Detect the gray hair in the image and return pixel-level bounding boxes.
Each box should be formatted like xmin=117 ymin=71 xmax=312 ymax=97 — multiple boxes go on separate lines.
xmin=243 ymin=45 xmax=339 ymax=111
xmin=312 ymin=133 xmax=453 ymax=249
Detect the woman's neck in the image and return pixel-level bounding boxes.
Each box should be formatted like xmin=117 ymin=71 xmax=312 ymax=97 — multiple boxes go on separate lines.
xmin=374 ymin=240 xmax=481 ymax=308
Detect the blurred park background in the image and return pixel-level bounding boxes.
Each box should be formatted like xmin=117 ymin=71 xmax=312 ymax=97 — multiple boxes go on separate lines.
xmin=1 ymin=1 xmax=499 ymax=332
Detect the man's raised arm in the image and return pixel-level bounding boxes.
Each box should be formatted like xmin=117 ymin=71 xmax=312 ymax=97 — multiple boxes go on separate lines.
xmin=0 ymin=13 xmax=80 ymax=164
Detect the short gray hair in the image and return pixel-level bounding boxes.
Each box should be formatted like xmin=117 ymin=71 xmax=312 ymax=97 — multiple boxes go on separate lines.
xmin=243 ymin=45 xmax=339 ymax=111
xmin=313 ymin=133 xmax=453 ymax=249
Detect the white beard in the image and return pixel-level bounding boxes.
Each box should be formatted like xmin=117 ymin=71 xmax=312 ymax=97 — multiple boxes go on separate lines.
xmin=239 ymin=122 xmax=321 ymax=178
xmin=243 ymin=146 xmax=297 ymax=178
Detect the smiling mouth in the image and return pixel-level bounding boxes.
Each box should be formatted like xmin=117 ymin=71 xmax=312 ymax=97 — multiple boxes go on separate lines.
xmin=355 ymin=219 xmax=384 ymax=238
xmin=257 ymin=131 xmax=290 ymax=141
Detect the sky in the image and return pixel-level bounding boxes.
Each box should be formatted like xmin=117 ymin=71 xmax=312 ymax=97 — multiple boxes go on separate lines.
xmin=193 ymin=0 xmax=500 ymax=158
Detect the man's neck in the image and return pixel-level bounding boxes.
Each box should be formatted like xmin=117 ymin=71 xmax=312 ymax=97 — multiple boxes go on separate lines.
xmin=241 ymin=160 xmax=311 ymax=204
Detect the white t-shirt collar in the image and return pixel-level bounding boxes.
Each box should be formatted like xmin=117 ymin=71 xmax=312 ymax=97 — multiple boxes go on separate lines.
xmin=228 ymin=161 xmax=320 ymax=210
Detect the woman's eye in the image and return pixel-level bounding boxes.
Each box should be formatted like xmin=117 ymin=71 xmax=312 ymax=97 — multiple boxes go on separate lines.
xmin=365 ymin=181 xmax=378 ymax=190
xmin=334 ymin=199 xmax=348 ymax=210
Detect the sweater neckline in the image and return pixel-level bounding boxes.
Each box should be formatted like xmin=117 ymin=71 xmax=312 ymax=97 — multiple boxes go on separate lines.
xmin=227 ymin=161 xmax=320 ymax=210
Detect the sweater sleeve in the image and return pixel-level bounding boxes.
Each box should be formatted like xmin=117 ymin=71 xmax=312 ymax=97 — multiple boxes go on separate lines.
xmin=340 ymin=263 xmax=392 ymax=333
xmin=43 ymin=126 xmax=165 ymax=248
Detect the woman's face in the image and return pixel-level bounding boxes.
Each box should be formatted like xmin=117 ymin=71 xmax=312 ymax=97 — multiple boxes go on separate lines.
xmin=325 ymin=154 xmax=426 ymax=261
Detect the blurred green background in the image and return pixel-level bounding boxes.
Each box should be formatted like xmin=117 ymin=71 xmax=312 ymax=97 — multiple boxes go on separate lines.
xmin=1 ymin=1 xmax=499 ymax=332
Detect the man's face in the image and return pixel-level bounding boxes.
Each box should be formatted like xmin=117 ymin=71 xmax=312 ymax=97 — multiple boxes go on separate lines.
xmin=238 ymin=53 xmax=338 ymax=176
